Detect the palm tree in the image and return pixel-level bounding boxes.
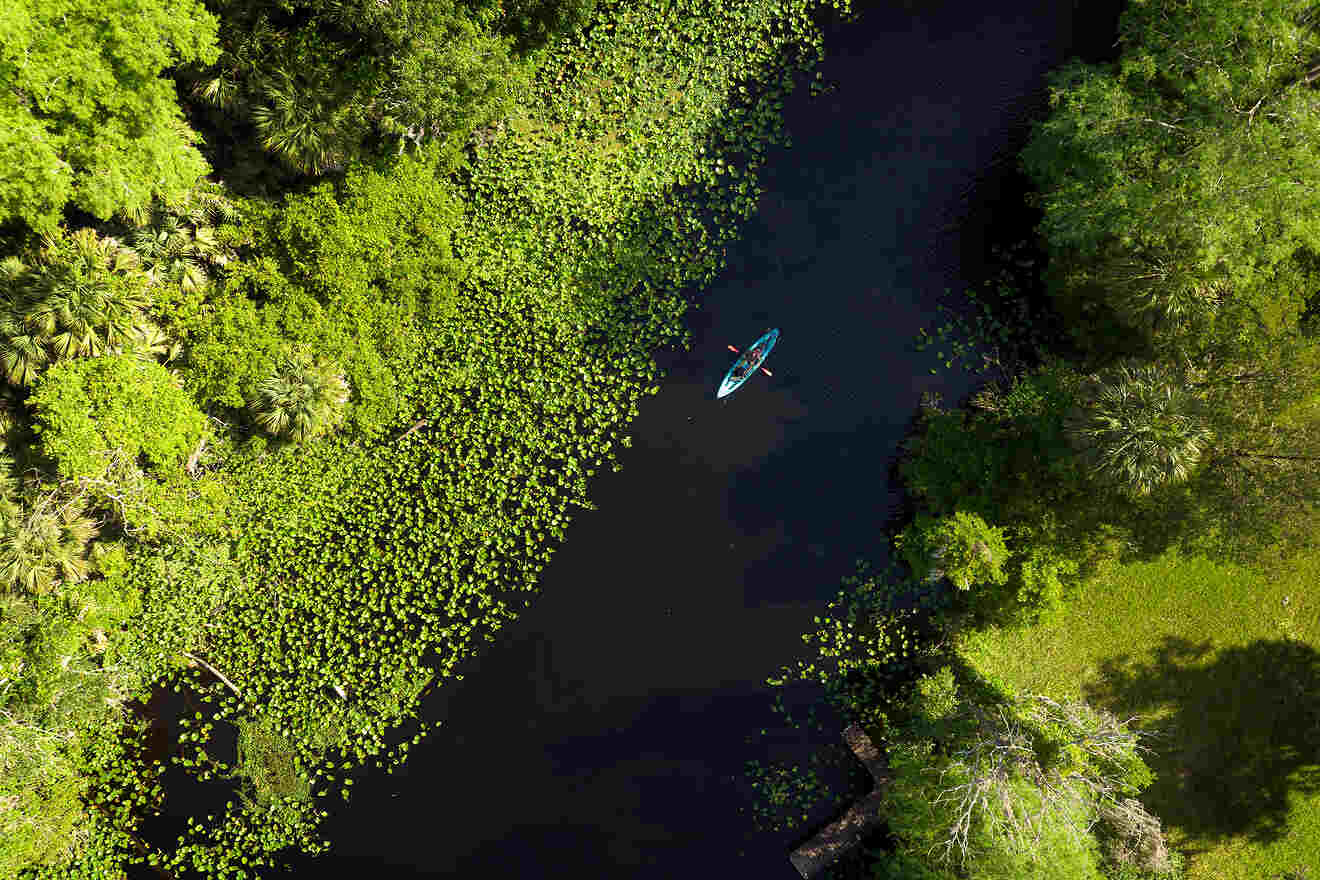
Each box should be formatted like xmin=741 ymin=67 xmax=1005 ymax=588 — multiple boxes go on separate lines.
xmin=24 ymin=229 xmax=150 ymax=359
xmin=1092 ymin=249 xmax=1225 ymax=336
xmin=191 ymin=14 xmax=286 ymax=115
xmin=0 ymin=256 xmax=48 ymax=385
xmin=0 ymin=299 xmax=49 ymax=386
xmin=124 ymin=320 xmax=182 ymax=363
xmin=248 ymin=349 xmax=350 ymax=443
xmin=250 ymin=67 xmax=357 ymax=175
xmin=0 ymin=495 xmax=99 ymax=597
xmin=1065 ymin=361 xmax=1213 ymax=497
xmin=128 ymin=187 xmax=242 ymax=294
xmin=130 ymin=213 xmax=209 ymax=294
xmin=0 ymin=228 xmax=181 ymax=386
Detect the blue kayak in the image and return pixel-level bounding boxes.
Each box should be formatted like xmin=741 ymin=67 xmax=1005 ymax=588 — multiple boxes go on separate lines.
xmin=717 ymin=328 xmax=779 ymax=399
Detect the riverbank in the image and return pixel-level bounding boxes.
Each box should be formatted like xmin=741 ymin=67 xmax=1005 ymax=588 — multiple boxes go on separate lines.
xmin=299 ymin=2 xmax=1131 ymax=877
xmin=48 ymin=0 xmax=862 ymax=876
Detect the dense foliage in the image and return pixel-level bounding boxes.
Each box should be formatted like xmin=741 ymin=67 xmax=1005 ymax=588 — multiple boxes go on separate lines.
xmin=747 ymin=2 xmax=1320 ymax=878
xmin=0 ymin=0 xmax=220 ymax=232
xmin=14 ymin=0 xmax=1318 ymax=875
xmin=246 ymin=349 xmax=349 ymax=443
xmin=30 ymin=355 xmax=208 ymax=481
xmin=0 ymin=0 xmax=852 ymax=874
xmin=0 ymin=227 xmax=173 ymax=389
xmin=186 ymin=0 xmax=590 ymax=176
xmin=1022 ymin=0 xmax=1320 ymax=341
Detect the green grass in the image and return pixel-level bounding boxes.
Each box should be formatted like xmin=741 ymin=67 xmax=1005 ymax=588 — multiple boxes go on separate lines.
xmin=959 ymin=546 xmax=1320 ymax=880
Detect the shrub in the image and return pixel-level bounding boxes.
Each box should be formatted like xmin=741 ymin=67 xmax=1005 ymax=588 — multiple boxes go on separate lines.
xmin=0 ymin=494 xmax=99 ymax=597
xmin=247 ymin=348 xmax=350 ymax=443
xmin=1008 ymin=540 xmax=1080 ymax=625
xmin=895 ymin=511 xmax=1009 ymax=591
xmin=28 ymin=355 xmax=208 ymax=481
xmin=898 ymin=404 xmax=1001 ymax=518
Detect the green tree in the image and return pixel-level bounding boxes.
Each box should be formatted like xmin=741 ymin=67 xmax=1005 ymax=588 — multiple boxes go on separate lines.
xmin=878 ymin=665 xmax=1171 ymax=880
xmin=0 ymin=227 xmax=173 ymax=387
xmin=191 ymin=0 xmax=528 ymax=174
xmin=0 ymin=493 xmax=98 ymax=597
xmin=480 ymin=0 xmax=598 ymax=54
xmin=125 ymin=184 xmax=244 ymax=300
xmin=0 ymin=0 xmax=220 ymax=232
xmin=1060 ymin=322 xmax=1320 ymax=562
xmin=1064 ymin=360 xmax=1214 ymax=497
xmin=896 ymin=511 xmax=1010 ymax=591
xmin=28 ymin=354 xmax=208 ymax=482
xmin=246 ymin=40 xmax=366 ymax=175
xmin=247 ymin=348 xmax=349 ymax=443
xmin=1022 ymin=0 xmax=1320 ymax=348
xmin=175 ymin=147 xmax=461 ymax=435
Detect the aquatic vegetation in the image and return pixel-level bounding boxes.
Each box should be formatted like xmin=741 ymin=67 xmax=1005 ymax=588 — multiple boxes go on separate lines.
xmin=0 ymin=0 xmax=857 ymax=874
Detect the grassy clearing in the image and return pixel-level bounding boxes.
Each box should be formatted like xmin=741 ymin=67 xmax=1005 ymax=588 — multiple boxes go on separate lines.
xmin=959 ymin=545 xmax=1320 ymax=880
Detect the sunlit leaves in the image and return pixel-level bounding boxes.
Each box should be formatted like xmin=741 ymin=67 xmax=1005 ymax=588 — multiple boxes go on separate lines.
xmin=0 ymin=495 xmax=97 ymax=597
xmin=19 ymin=0 xmax=856 ymax=874
xmin=29 ymin=355 xmax=208 ymax=482
xmin=1023 ymin=0 xmax=1320 ymax=349
xmin=0 ymin=0 xmax=220 ymax=230
xmin=1064 ymin=360 xmax=1213 ymax=497
xmin=248 ymin=350 xmax=350 ymax=444
xmin=0 ymin=227 xmax=179 ymax=388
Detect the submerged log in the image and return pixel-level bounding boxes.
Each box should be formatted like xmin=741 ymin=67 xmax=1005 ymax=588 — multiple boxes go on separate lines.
xmin=788 ymin=723 xmax=891 ymax=879
xmin=396 ymin=419 xmax=429 ymax=443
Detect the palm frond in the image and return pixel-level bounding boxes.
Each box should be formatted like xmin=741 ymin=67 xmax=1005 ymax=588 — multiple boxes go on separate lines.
xmin=248 ymin=350 xmax=351 ymax=443
xmin=1066 ymin=361 xmax=1213 ymax=496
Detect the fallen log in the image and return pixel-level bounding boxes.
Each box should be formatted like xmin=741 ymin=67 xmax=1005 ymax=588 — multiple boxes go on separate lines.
xmin=788 ymin=723 xmax=891 ymax=879
xmin=396 ymin=419 xmax=429 ymax=443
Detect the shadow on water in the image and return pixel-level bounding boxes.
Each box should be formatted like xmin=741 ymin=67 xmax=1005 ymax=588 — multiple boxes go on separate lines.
xmin=1084 ymin=636 xmax=1320 ymax=852
xmin=729 ymin=420 xmax=909 ymax=602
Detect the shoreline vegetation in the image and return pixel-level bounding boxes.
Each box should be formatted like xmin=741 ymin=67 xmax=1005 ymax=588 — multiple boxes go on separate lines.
xmin=749 ymin=1 xmax=1320 ymax=879
xmin=7 ymin=0 xmax=1320 ymax=878
xmin=0 ymin=0 xmax=853 ymax=874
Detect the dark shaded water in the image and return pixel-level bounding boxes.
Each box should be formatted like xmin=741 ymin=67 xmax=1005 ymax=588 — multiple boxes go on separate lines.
xmin=304 ymin=1 xmax=1122 ymax=876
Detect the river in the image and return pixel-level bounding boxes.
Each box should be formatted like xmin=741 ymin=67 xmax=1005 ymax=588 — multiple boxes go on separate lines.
xmin=307 ymin=1 xmax=1122 ymax=876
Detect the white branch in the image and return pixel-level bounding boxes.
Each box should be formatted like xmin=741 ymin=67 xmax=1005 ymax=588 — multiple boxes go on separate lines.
xmin=182 ymin=651 xmax=242 ymax=698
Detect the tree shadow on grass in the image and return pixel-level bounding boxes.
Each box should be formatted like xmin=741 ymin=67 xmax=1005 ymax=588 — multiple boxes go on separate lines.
xmin=1083 ymin=636 xmax=1320 ymax=851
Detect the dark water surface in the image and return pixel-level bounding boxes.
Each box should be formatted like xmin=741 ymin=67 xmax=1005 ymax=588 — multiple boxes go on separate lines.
xmin=308 ymin=1 xmax=1120 ymax=876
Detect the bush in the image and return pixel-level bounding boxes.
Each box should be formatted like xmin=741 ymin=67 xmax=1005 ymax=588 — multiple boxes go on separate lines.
xmin=895 ymin=511 xmax=1009 ymax=591
xmin=247 ymin=348 xmax=350 ymax=443
xmin=0 ymin=494 xmax=99 ymax=597
xmin=1101 ymin=846 xmax=1185 ymax=880
xmin=28 ymin=355 xmax=208 ymax=481
xmin=175 ymin=148 xmax=462 ymax=436
xmin=1007 ymin=539 xmax=1080 ymax=625
xmin=898 ymin=405 xmax=1002 ymax=518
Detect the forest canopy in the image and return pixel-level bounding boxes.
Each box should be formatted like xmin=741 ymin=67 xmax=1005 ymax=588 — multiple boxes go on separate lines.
xmin=0 ymin=0 xmax=221 ymax=231
xmin=1023 ymin=0 xmax=1320 ymax=341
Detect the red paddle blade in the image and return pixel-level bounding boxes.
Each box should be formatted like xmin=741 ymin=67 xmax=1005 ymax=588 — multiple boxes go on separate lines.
xmin=726 ymin=344 xmax=740 ymax=353
xmin=760 ymin=368 xmax=773 ymax=377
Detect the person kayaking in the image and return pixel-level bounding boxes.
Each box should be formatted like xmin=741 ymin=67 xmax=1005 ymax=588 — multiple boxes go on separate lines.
xmin=716 ymin=328 xmax=779 ymax=399
xmin=735 ymin=348 xmax=759 ymax=378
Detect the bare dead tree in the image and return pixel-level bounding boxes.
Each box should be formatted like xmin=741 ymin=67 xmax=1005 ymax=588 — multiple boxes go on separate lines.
xmin=1097 ymin=796 xmax=1172 ymax=874
xmin=927 ymin=694 xmax=1161 ymax=870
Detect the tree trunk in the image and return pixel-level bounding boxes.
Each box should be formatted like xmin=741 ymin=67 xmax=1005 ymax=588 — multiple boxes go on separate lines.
xmin=185 ymin=434 xmax=207 ymax=476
